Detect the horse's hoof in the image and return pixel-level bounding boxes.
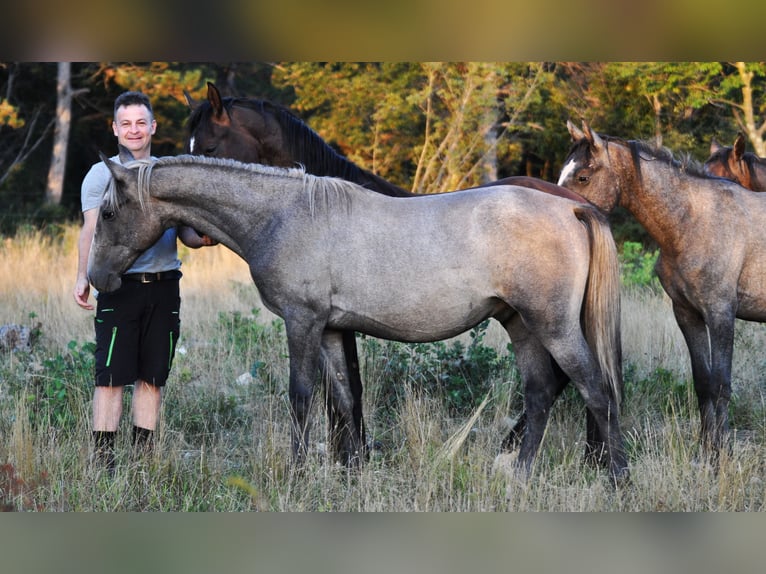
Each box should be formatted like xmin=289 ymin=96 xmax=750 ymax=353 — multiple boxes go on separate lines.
xmin=610 ymin=466 xmax=630 ymax=487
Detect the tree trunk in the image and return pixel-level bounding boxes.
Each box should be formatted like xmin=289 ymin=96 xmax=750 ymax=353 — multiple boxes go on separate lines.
xmin=735 ymin=62 xmax=766 ymax=157
xmin=45 ymin=62 xmax=71 ymax=205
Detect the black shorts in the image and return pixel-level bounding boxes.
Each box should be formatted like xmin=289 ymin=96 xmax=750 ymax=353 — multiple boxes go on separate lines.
xmin=94 ymin=275 xmax=181 ymax=387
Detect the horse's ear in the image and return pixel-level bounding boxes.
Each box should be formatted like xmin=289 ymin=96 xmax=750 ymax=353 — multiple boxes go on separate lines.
xmin=733 ymin=133 xmax=746 ymax=159
xmin=183 ymin=89 xmax=197 ymax=109
xmin=710 ymin=139 xmax=721 ymax=154
xmin=117 ymin=144 xmax=135 ymax=164
xmin=100 ymin=152 xmax=131 ymax=184
xmin=207 ymin=82 xmax=230 ymax=126
xmin=582 ymin=121 xmax=605 ymax=151
xmin=566 ymin=119 xmax=585 ymax=141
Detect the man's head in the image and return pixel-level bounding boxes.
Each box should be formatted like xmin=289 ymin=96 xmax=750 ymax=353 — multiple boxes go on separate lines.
xmin=112 ymin=91 xmax=156 ymax=160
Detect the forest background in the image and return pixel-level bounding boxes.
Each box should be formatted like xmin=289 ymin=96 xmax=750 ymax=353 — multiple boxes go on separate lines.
xmin=2 ymin=61 xmax=766 ymax=246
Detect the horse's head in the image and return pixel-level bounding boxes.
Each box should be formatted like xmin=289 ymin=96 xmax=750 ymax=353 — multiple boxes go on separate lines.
xmin=186 ymin=82 xmax=286 ymax=165
xmin=704 ymin=134 xmax=752 ymax=188
xmin=557 ymin=121 xmax=623 ymax=213
xmin=87 ymin=154 xmax=164 ymax=293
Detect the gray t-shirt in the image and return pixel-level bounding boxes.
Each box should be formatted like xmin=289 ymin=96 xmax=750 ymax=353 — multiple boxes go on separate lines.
xmin=81 ymin=155 xmax=181 ymax=274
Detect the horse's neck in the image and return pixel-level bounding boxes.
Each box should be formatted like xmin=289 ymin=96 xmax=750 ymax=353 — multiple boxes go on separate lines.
xmin=154 ymin=165 xmax=305 ymax=255
xmin=270 ymin=109 xmax=411 ymax=197
xmin=622 ymin=160 xmax=697 ymax=250
xmin=297 ymin=143 xmax=410 ymax=197
xmin=751 ymin=157 xmax=766 ymax=191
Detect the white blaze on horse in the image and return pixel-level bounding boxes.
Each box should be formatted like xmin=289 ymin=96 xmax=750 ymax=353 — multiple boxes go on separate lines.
xmin=88 ymin=152 xmax=628 ymax=483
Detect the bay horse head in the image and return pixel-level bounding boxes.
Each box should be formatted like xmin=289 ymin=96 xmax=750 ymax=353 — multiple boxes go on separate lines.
xmin=704 ymin=133 xmax=765 ymax=191
xmin=87 ymin=153 xmax=163 ymax=293
xmin=185 ymin=82 xmax=412 ymax=197
xmin=185 ymin=81 xmax=292 ymax=165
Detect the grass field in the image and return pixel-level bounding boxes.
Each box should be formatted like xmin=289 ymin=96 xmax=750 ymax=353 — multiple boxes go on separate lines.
xmin=1 ymin=225 xmax=764 ymax=511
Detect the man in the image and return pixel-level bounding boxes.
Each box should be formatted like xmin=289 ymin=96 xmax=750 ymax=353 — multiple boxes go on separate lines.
xmin=74 ymin=90 xmax=215 ymax=471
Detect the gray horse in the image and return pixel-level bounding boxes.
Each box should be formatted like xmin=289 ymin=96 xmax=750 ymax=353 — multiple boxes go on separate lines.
xmin=88 ymin=154 xmax=628 ymax=482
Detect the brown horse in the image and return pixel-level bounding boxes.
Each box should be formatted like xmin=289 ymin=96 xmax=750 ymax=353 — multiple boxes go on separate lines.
xmin=185 ymin=82 xmax=605 ymax=461
xmin=88 ymin=155 xmax=628 ymax=482
xmin=559 ymin=120 xmax=766 ymax=457
xmin=186 ymin=83 xmax=586 ymax=201
xmin=704 ymin=133 xmax=766 ymax=191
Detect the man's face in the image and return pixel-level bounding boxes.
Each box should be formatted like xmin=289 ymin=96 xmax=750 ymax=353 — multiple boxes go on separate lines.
xmin=112 ymin=104 xmax=156 ymax=159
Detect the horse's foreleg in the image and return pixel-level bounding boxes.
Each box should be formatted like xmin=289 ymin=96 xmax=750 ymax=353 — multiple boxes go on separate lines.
xmin=672 ymin=301 xmax=733 ymax=454
xmin=342 ymin=330 xmax=367 ymax=458
xmin=285 ymin=320 xmax=325 ymax=464
xmin=704 ymin=310 xmax=736 ymax=455
xmin=321 ymin=330 xmax=366 ymax=466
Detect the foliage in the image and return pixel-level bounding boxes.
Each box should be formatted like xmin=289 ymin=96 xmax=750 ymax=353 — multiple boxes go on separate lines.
xmin=21 ymin=339 xmax=94 ymax=429
xmin=623 ymin=362 xmax=691 ymax=419
xmin=363 ymin=320 xmax=517 ymax=418
xmin=0 ymin=98 xmax=24 ymax=128
xmin=162 ymin=308 xmax=285 ymax=441
xmin=619 ymin=241 xmax=661 ymax=291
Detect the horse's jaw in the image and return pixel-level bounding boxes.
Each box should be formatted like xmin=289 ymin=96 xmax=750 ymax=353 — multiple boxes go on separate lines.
xmin=88 ymin=269 xmax=123 ymax=293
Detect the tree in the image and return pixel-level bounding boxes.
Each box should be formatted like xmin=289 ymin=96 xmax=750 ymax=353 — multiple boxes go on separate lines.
xmin=272 ymin=62 xmax=551 ymax=192
xmin=713 ymin=62 xmax=766 ymax=156
xmin=0 ymin=63 xmax=55 ymax=190
xmin=45 ymin=62 xmax=73 ymax=205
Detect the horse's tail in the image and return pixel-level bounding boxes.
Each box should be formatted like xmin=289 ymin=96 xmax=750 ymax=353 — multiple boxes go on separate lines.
xmin=575 ymin=205 xmax=623 ymax=406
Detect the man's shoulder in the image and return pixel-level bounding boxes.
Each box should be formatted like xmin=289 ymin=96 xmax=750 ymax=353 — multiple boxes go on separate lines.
xmin=83 ymin=155 xmax=120 ymax=180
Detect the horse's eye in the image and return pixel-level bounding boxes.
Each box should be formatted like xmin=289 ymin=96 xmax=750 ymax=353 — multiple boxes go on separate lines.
xmin=204 ymin=145 xmax=217 ymax=154
xmin=578 ymin=175 xmax=590 ymax=183
xmin=102 ymin=210 xmax=115 ymax=221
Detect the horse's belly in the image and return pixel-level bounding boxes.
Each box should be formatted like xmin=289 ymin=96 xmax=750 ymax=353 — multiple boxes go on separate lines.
xmin=330 ymin=298 xmax=504 ymax=343
xmin=737 ymin=260 xmax=766 ymax=321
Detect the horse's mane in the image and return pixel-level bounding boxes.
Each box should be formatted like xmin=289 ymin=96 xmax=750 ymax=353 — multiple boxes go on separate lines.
xmin=103 ymin=158 xmax=154 ymax=212
xmin=626 ymin=138 xmax=708 ymax=179
xmin=569 ymin=135 xmax=709 ymax=180
xmin=189 ymin=96 xmax=409 ymax=196
xmin=107 ymin=154 xmax=355 ymax=217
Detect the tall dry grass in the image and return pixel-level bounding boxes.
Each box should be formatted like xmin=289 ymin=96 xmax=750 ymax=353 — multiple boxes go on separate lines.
xmin=0 ymin=225 xmax=764 ymax=511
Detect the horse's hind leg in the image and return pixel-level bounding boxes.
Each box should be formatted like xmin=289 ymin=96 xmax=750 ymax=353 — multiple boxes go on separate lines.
xmin=545 ymin=335 xmax=627 ymax=482
xmin=505 ymin=364 xmax=607 ymax=467
xmin=501 ymin=358 xmax=568 ymax=452
xmin=502 ymin=315 xmax=561 ymax=479
xmin=321 ymin=330 xmax=366 ymax=465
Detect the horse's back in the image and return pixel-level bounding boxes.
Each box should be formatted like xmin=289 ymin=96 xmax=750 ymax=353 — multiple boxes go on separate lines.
xmin=324 ymin=185 xmax=595 ymax=342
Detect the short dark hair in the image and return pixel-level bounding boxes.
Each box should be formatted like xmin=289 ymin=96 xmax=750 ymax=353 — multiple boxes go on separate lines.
xmin=113 ymin=91 xmax=153 ymax=118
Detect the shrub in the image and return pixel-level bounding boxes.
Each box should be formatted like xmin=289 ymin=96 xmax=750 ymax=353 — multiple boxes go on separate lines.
xmin=620 ymin=241 xmax=661 ymax=291
xmin=363 ymin=320 xmax=517 ymax=418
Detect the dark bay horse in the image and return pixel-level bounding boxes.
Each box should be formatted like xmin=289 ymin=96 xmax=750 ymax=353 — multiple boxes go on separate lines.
xmin=704 ymin=133 xmax=766 ymax=191
xmin=88 ymin=154 xmax=628 ymax=482
xmin=558 ymin=121 xmax=766 ymax=456
xmin=185 ymin=82 xmax=586 ymax=201
xmin=185 ymin=82 xmax=597 ymax=458
xmin=186 ymin=82 xmax=411 ymax=197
